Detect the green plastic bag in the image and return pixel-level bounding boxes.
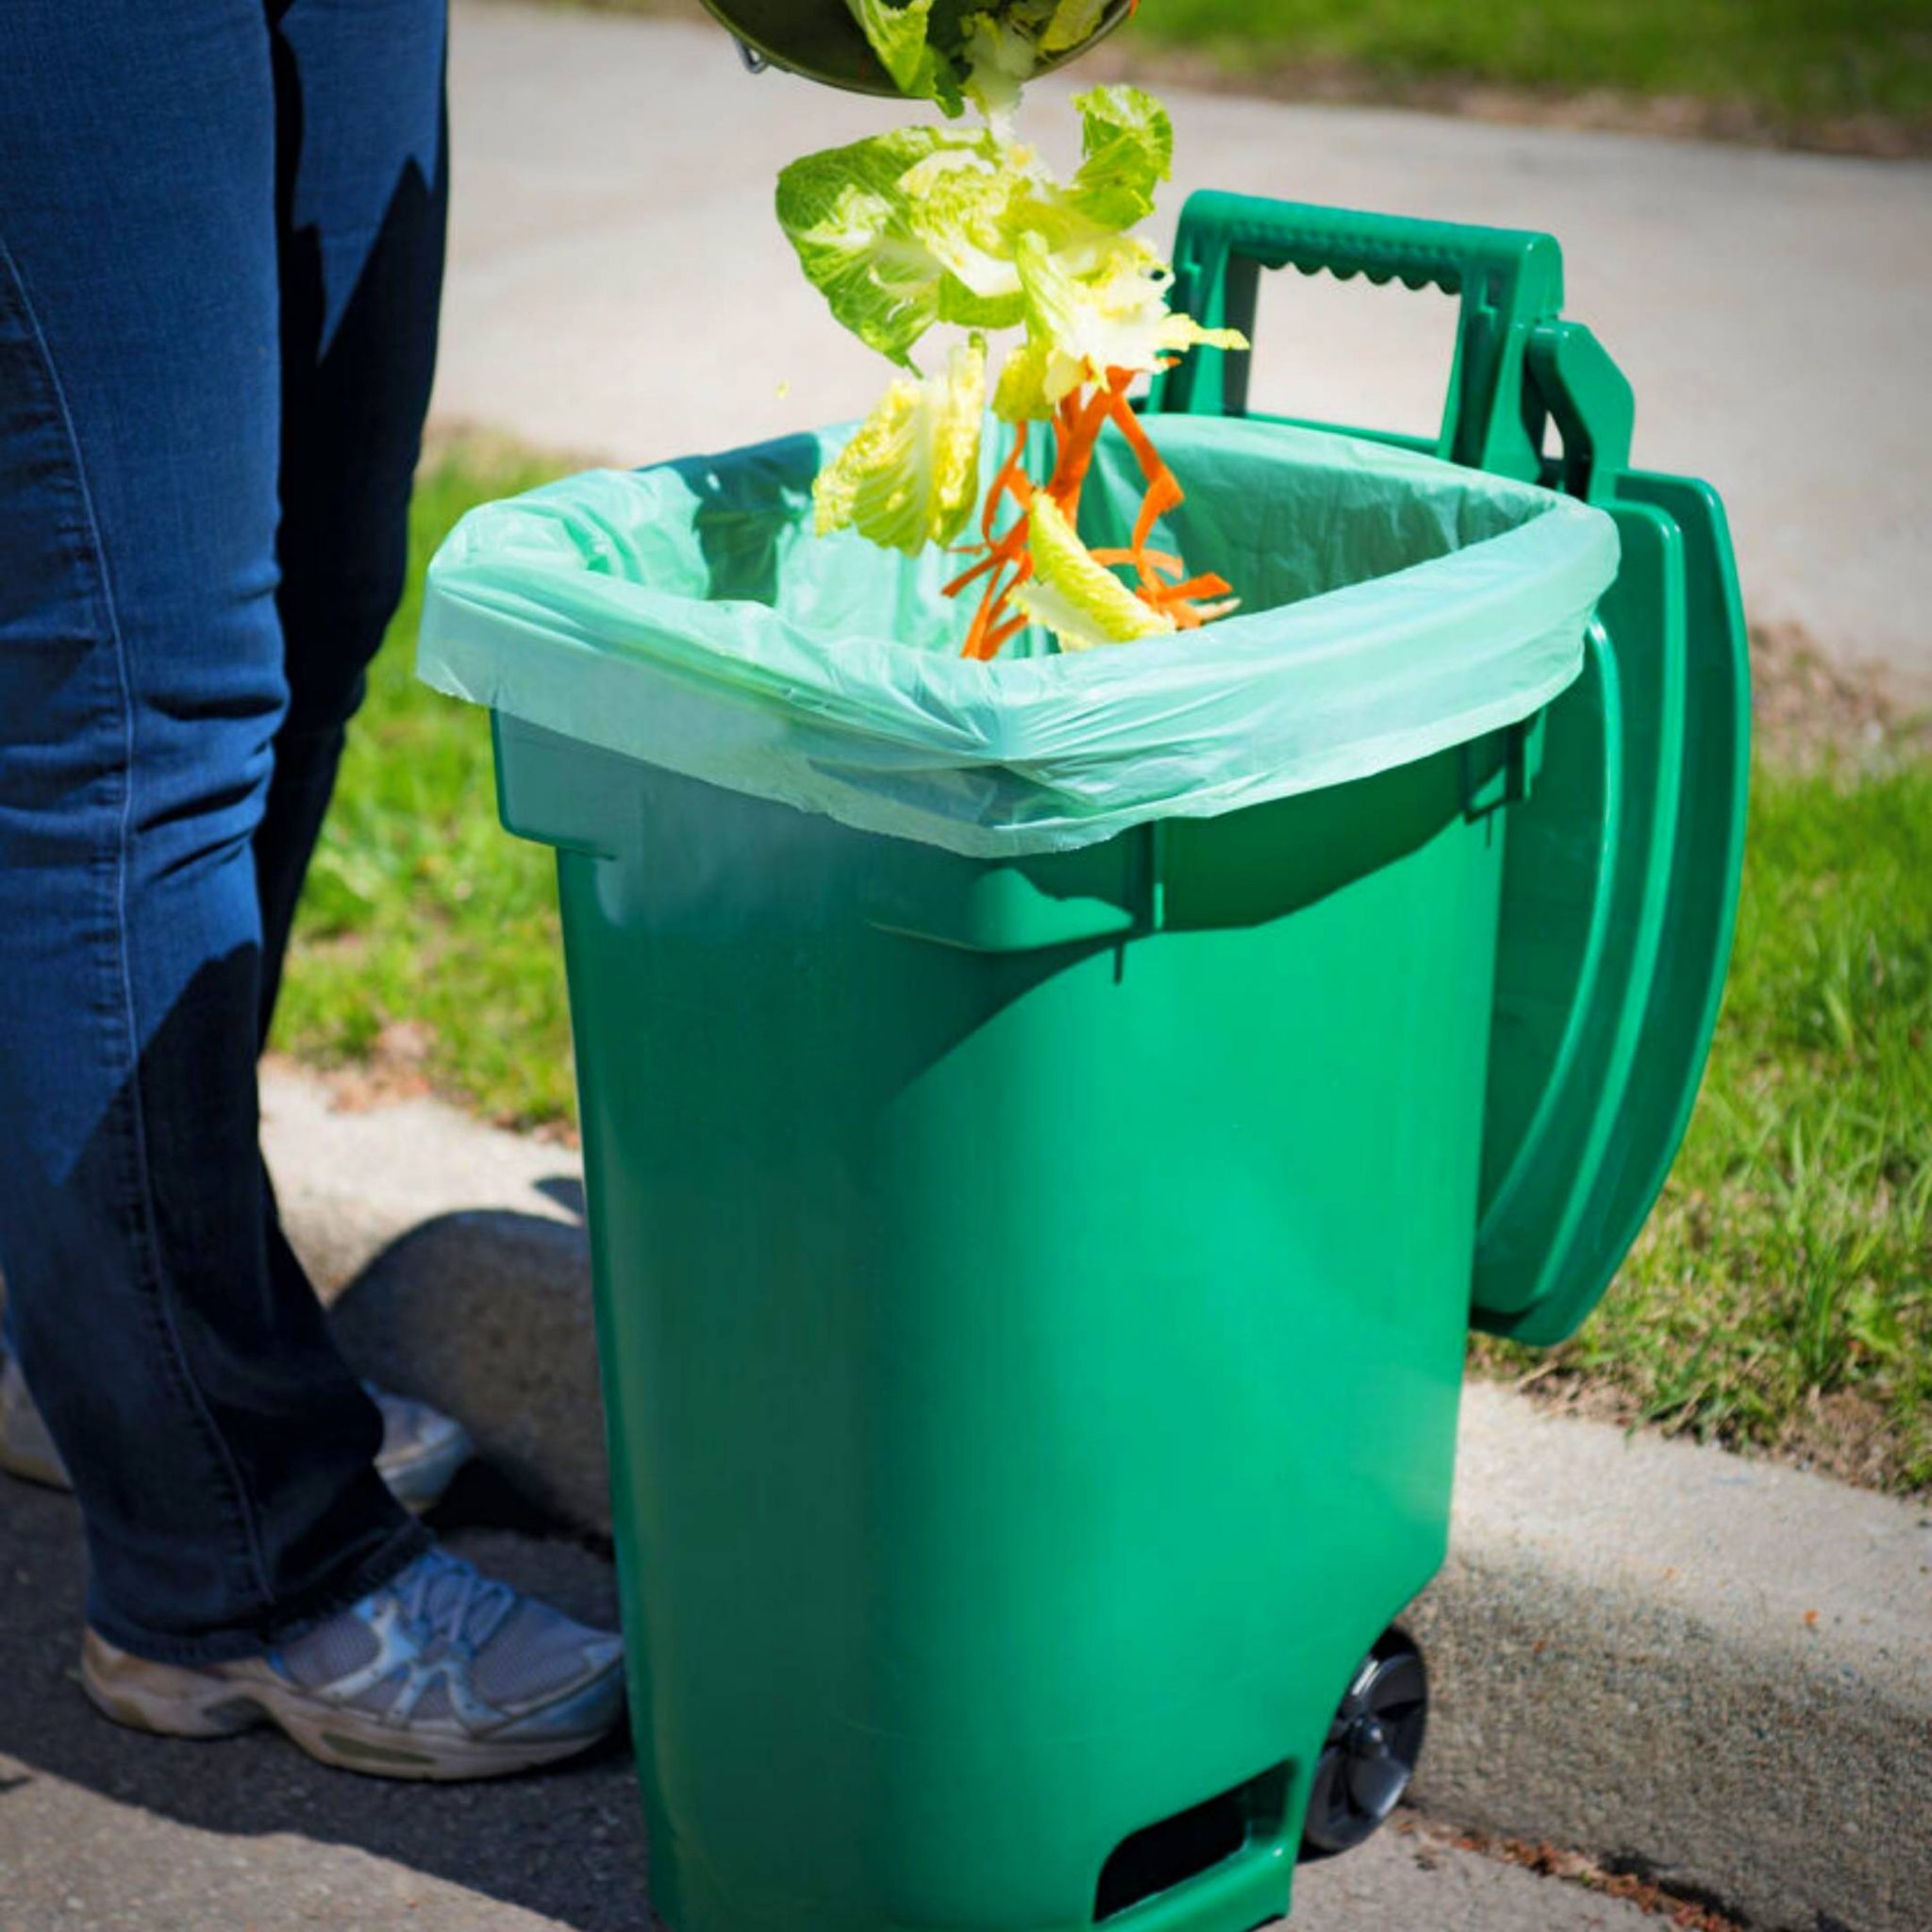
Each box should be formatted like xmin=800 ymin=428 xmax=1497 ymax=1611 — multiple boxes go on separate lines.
xmin=418 ymin=413 xmax=1618 ymax=858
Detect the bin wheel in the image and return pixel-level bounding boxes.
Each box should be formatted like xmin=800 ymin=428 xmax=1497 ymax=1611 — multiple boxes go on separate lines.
xmin=1299 ymin=1627 xmax=1428 ymax=1860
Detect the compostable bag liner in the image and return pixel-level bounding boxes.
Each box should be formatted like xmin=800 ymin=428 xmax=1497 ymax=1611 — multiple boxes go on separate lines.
xmin=419 ymin=413 xmax=1618 ymax=858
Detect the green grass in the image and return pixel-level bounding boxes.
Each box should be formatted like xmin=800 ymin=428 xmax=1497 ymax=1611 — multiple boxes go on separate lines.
xmin=270 ymin=442 xmax=578 ymax=1131
xmin=277 ymin=442 xmax=1932 ymax=1493
xmin=1473 ymin=756 xmax=1932 ymax=1493
xmin=575 ymin=0 xmax=1932 ymax=142
xmin=1123 ymin=0 xmax=1932 ymax=130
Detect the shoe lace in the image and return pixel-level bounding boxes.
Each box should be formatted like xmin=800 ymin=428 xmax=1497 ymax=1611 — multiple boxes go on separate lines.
xmin=396 ymin=1549 xmax=518 ymax=1657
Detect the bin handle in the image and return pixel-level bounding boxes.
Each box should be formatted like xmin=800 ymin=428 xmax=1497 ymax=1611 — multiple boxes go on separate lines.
xmin=1153 ymin=192 xmax=1567 ymax=483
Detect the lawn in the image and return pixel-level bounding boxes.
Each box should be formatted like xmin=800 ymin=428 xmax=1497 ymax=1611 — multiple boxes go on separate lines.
xmin=270 ymin=441 xmax=578 ymax=1132
xmin=275 ymin=441 xmax=1932 ymax=1494
xmin=1470 ymin=755 xmax=1932 ymax=1494
xmin=574 ymin=0 xmax=1932 ymax=148
xmin=1121 ymin=0 xmax=1932 ymax=134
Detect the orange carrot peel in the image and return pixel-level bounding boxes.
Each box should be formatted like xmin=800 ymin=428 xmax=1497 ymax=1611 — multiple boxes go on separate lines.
xmin=949 ymin=368 xmax=1239 ymax=658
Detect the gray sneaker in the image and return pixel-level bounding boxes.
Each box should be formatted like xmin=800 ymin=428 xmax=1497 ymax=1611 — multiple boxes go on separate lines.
xmin=83 ymin=1549 xmax=625 ymax=1780
xmin=0 ymin=1350 xmax=471 ymax=1514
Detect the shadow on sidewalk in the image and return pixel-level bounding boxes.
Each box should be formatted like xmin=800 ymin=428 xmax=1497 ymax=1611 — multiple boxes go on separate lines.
xmin=326 ymin=1207 xmax=612 ymax=1539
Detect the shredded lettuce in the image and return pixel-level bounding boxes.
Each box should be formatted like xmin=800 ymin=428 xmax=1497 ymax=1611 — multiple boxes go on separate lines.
xmin=844 ymin=0 xmax=963 ymax=114
xmin=776 ymin=32 xmax=1247 ymax=658
xmin=1041 ymin=0 xmax=1107 ymax=56
xmin=845 ymin=0 xmax=1121 ymax=118
xmin=1015 ymin=231 xmax=1245 ymax=403
xmin=1065 ymin=85 xmax=1172 ymax=229
xmin=777 ymin=85 xmax=1212 ymax=383
xmin=958 ymin=9 xmax=1039 ymax=121
xmin=774 ymin=128 xmax=959 ymax=364
xmin=896 ymin=142 xmax=1035 ymax=325
xmin=991 ymin=335 xmax=1054 ymax=421
xmin=1012 ymin=493 xmax=1174 ymax=651
xmin=813 ymin=336 xmax=988 ymax=554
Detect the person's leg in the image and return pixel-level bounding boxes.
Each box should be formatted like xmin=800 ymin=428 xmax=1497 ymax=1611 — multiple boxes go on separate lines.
xmin=249 ymin=0 xmax=454 ymax=1439
xmin=251 ymin=0 xmax=475 ymax=1520
xmin=0 ymin=0 xmax=425 ymax=1664
xmin=255 ymin=0 xmax=449 ymax=1042
xmin=0 ymin=0 xmax=472 ymax=1525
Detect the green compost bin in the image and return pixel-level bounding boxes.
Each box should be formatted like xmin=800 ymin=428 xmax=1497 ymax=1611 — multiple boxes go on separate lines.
xmin=419 ymin=202 xmax=1747 ymax=1932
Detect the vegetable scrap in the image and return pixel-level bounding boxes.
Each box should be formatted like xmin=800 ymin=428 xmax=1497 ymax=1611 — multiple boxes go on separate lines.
xmin=775 ymin=4 xmax=1246 ymax=658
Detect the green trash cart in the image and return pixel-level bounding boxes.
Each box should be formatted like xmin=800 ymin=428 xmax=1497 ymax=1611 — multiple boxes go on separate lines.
xmin=421 ymin=200 xmax=1749 ymax=1932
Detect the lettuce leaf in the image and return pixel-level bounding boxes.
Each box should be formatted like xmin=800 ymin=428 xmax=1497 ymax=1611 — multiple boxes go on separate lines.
xmin=774 ymin=128 xmax=958 ymax=364
xmin=775 ymin=77 xmax=1209 ymax=383
xmin=1015 ymin=231 xmax=1246 ymax=402
xmin=1041 ymin=0 xmax=1108 ymax=56
xmin=897 ymin=142 xmax=1034 ymax=325
xmin=844 ymin=0 xmax=965 ymax=114
xmin=991 ymin=336 xmax=1055 ymax=421
xmin=813 ymin=336 xmax=988 ymax=553
xmin=1066 ymin=86 xmax=1172 ymax=230
xmin=784 ymin=18 xmax=1241 ymax=657
xmin=1012 ymin=492 xmax=1174 ymax=651
xmin=847 ymin=0 xmax=1118 ymax=118
xmin=959 ymin=8 xmax=1040 ymax=121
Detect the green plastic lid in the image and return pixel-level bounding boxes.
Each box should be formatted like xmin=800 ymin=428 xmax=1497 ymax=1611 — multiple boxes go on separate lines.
xmin=1150 ymin=196 xmax=1752 ymax=1349
xmin=1472 ymin=475 xmax=1750 ymax=1346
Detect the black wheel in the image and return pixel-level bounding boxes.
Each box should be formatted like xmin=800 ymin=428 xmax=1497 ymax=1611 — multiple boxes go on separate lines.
xmin=1298 ymin=1627 xmax=1428 ymax=1860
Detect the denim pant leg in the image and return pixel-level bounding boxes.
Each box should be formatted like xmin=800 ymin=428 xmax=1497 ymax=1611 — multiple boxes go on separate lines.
xmin=0 ymin=0 xmax=429 ymax=1663
xmin=253 ymin=0 xmax=450 ymax=1305
xmin=258 ymin=0 xmax=449 ymax=1043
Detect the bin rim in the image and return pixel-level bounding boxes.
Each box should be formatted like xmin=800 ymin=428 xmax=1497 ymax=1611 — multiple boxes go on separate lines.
xmin=420 ymin=414 xmax=1620 ymax=858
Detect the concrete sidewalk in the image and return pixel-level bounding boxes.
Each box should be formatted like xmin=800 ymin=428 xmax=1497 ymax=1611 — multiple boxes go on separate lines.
xmin=434 ymin=0 xmax=1932 ymax=696
xmin=0 ymin=1475 xmax=1688 ymax=1932
xmin=264 ymin=1066 xmax=1932 ymax=1932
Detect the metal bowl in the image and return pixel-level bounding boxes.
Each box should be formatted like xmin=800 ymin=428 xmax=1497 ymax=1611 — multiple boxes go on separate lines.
xmin=700 ymin=0 xmax=1135 ymax=96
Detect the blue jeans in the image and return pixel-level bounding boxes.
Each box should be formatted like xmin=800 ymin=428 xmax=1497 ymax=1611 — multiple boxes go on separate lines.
xmin=0 ymin=0 xmax=446 ymax=1663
